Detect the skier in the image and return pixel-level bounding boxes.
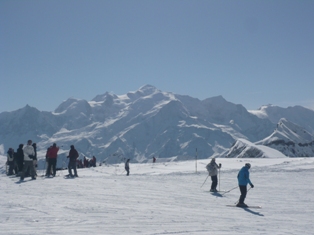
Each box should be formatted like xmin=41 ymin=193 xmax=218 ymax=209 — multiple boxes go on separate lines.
xmin=84 ymin=157 xmax=89 ymax=168
xmin=125 ymin=159 xmax=130 ymax=176
xmin=16 ymin=144 xmax=24 ymax=176
xmin=13 ymin=150 xmax=18 ymax=174
xmin=32 ymin=143 xmax=37 ymax=176
xmin=206 ymin=158 xmax=222 ymax=192
xmin=46 ymin=143 xmax=59 ymax=177
xmin=45 ymin=147 xmax=52 ymax=176
xmin=153 ymin=156 xmax=156 ymax=163
xmin=7 ymin=148 xmax=15 ymax=176
xmin=91 ymin=156 xmax=96 ymax=167
xmin=20 ymin=140 xmax=36 ymax=180
xmin=67 ymin=145 xmax=79 ymax=177
xmin=237 ymin=163 xmax=254 ymax=207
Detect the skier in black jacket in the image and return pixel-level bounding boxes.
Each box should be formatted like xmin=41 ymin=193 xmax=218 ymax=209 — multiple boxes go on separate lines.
xmin=67 ymin=145 xmax=79 ymax=177
xmin=16 ymin=144 xmax=24 ymax=176
xmin=7 ymin=148 xmax=15 ymax=175
xmin=125 ymin=159 xmax=130 ymax=176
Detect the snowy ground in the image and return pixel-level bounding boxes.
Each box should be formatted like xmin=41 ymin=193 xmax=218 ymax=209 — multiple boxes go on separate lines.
xmin=1 ymin=157 xmax=314 ymax=235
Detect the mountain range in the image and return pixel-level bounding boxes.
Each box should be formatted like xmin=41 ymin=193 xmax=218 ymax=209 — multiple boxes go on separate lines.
xmin=0 ymin=84 xmax=313 ymax=164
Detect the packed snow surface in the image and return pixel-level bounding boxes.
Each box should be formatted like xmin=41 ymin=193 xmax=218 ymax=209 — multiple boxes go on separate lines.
xmin=1 ymin=156 xmax=313 ymax=235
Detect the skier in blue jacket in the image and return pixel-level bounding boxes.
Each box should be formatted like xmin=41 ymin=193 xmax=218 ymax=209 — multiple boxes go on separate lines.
xmin=237 ymin=163 xmax=254 ymax=207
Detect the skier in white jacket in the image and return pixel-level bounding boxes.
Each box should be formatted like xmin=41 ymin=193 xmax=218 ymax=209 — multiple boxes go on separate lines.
xmin=20 ymin=140 xmax=36 ymax=181
xmin=206 ymin=158 xmax=221 ymax=192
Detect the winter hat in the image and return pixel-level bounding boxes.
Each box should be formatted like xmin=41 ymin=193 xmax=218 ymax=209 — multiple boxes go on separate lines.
xmin=245 ymin=163 xmax=251 ymax=168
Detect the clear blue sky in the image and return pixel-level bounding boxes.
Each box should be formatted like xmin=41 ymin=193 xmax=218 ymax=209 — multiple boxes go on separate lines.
xmin=1 ymin=0 xmax=314 ymax=113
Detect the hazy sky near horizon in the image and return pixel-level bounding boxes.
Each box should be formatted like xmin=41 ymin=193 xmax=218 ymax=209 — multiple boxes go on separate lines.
xmin=1 ymin=0 xmax=314 ymax=113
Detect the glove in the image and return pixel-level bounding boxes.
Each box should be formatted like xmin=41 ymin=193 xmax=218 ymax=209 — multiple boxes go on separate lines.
xmin=250 ymin=184 xmax=254 ymax=188
xmin=219 ymin=163 xmax=222 ymax=167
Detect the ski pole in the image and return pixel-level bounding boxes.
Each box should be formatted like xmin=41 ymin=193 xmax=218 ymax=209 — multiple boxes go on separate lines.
xmin=221 ymin=186 xmax=239 ymax=195
xmin=218 ymin=168 xmax=221 ymax=192
xmin=200 ymin=175 xmax=209 ymax=188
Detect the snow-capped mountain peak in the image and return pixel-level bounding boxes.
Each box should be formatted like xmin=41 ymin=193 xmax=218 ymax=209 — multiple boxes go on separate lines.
xmin=0 ymin=85 xmax=313 ymax=164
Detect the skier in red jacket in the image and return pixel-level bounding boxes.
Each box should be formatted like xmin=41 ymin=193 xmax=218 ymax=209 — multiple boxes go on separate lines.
xmin=46 ymin=143 xmax=59 ymax=177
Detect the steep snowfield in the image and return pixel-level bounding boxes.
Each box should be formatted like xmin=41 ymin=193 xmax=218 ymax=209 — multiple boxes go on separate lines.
xmin=220 ymin=138 xmax=287 ymax=158
xmin=1 ymin=155 xmax=313 ymax=235
xmin=255 ymin=119 xmax=314 ymax=157
xmin=249 ymin=104 xmax=314 ymax=135
xmin=257 ymin=118 xmax=313 ymax=144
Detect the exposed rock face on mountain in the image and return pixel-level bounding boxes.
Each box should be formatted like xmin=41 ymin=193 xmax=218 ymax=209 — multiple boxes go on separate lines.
xmin=255 ymin=118 xmax=314 ymax=157
xmin=0 ymin=85 xmax=313 ymax=162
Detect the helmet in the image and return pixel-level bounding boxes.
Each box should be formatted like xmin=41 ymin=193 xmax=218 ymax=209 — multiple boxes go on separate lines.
xmin=245 ymin=163 xmax=251 ymax=168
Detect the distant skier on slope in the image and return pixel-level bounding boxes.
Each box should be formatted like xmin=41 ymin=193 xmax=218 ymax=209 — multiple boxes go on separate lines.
xmin=16 ymin=144 xmax=24 ymax=176
xmin=32 ymin=143 xmax=37 ymax=176
xmin=125 ymin=159 xmax=130 ymax=176
xmin=237 ymin=163 xmax=254 ymax=207
xmin=67 ymin=145 xmax=79 ymax=177
xmin=21 ymin=140 xmax=36 ymax=181
xmin=6 ymin=148 xmax=15 ymax=176
xmin=206 ymin=158 xmax=221 ymax=192
xmin=46 ymin=143 xmax=59 ymax=177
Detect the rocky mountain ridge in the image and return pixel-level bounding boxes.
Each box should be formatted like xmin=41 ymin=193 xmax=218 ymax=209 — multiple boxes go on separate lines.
xmin=1 ymin=85 xmax=313 ymax=163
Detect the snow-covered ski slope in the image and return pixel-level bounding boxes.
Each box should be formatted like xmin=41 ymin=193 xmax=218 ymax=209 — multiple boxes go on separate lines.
xmin=1 ymin=157 xmax=313 ymax=235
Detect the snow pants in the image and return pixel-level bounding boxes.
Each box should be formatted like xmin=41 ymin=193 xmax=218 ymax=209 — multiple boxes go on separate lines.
xmin=21 ymin=161 xmax=35 ymax=179
xmin=211 ymin=175 xmax=218 ymax=190
xmin=8 ymin=161 xmax=15 ymax=175
xmin=239 ymin=185 xmax=247 ymax=204
xmin=46 ymin=158 xmax=57 ymax=176
xmin=68 ymin=161 xmax=78 ymax=177
xmin=17 ymin=159 xmax=24 ymax=175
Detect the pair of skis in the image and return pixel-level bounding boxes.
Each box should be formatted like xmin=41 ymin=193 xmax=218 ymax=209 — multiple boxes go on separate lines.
xmin=226 ymin=205 xmax=262 ymax=209
xmin=208 ymin=190 xmax=262 ymax=209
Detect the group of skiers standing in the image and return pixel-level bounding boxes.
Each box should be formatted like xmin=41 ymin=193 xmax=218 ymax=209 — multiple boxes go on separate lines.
xmin=6 ymin=141 xmax=81 ymax=180
xmin=6 ymin=140 xmax=38 ymax=180
xmin=206 ymin=158 xmax=254 ymax=207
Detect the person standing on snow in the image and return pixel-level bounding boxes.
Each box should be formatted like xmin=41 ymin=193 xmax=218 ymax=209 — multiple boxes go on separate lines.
xmin=125 ymin=159 xmax=130 ymax=176
xmin=206 ymin=158 xmax=222 ymax=192
xmin=67 ymin=145 xmax=79 ymax=177
xmin=91 ymin=156 xmax=96 ymax=167
xmin=7 ymin=148 xmax=15 ymax=176
xmin=237 ymin=163 xmax=254 ymax=207
xmin=46 ymin=143 xmax=59 ymax=177
xmin=21 ymin=140 xmax=36 ymax=181
xmin=16 ymin=144 xmax=24 ymax=176
xmin=45 ymin=147 xmax=52 ymax=176
xmin=32 ymin=143 xmax=37 ymax=176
